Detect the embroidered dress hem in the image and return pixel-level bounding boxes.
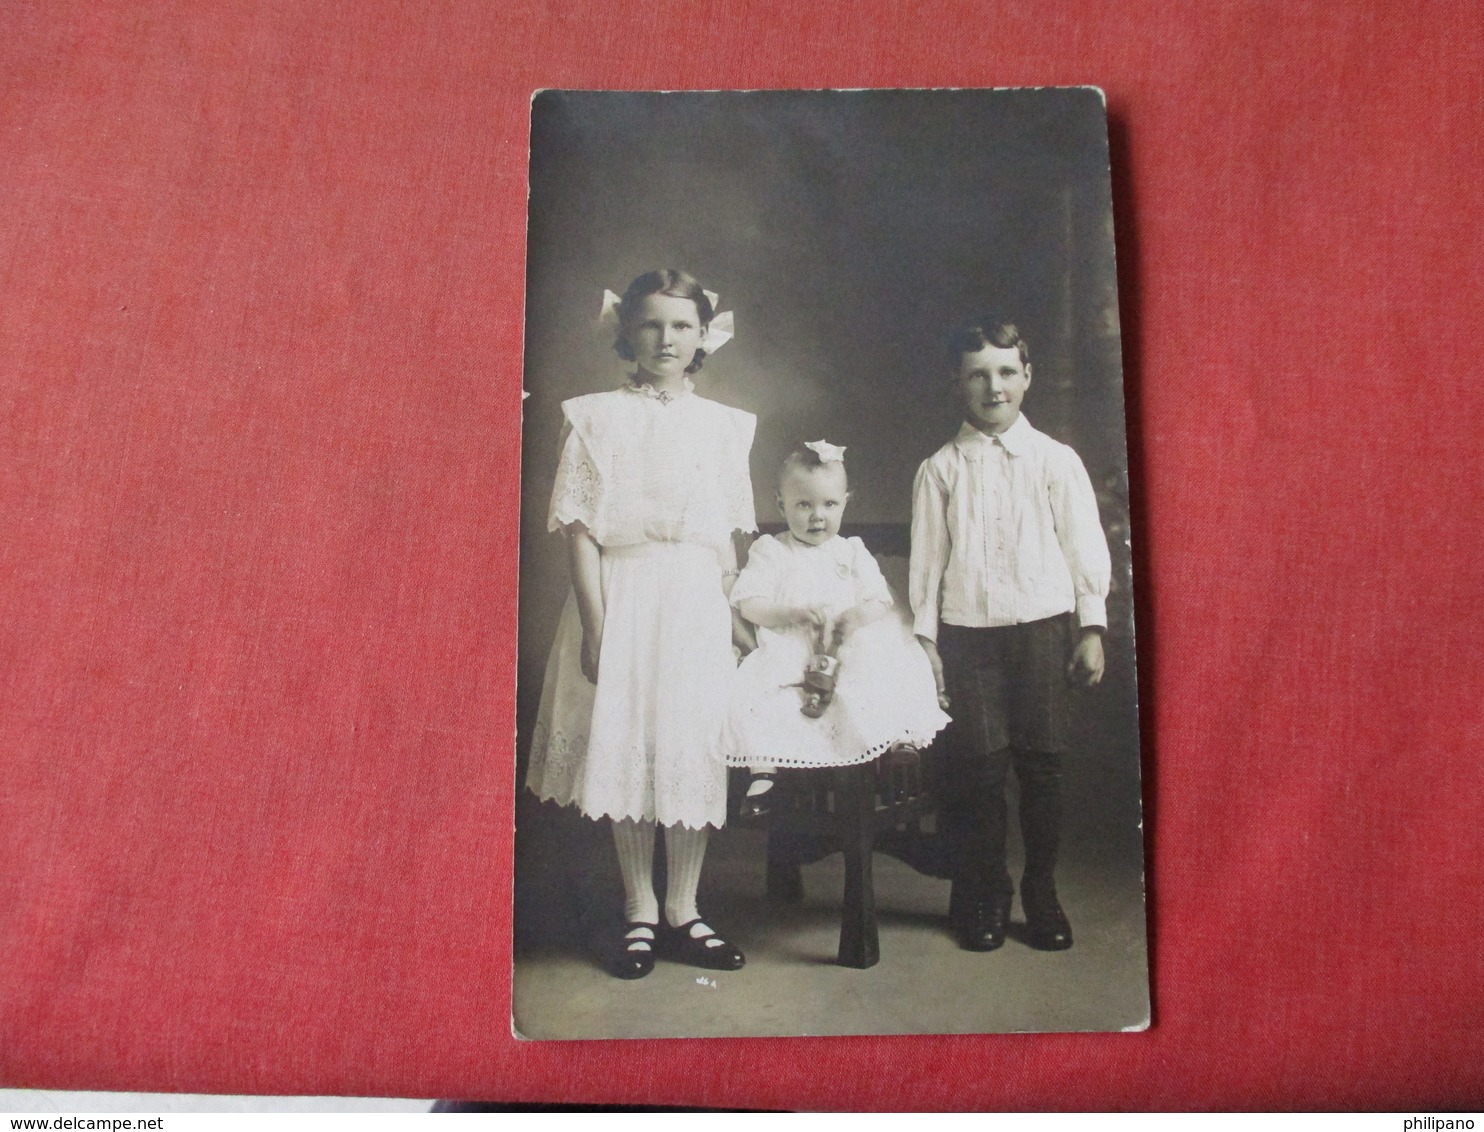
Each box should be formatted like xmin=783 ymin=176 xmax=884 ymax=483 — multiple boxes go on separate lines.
xmin=527 ymin=540 xmax=733 ymax=830
xmin=722 ymin=614 xmax=950 ymax=771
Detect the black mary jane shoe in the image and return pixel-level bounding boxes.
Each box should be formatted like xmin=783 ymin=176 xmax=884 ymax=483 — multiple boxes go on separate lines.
xmin=660 ymin=918 xmax=746 ymax=971
xmin=738 ymin=773 xmax=778 ymax=819
xmin=606 ymin=921 xmax=658 ymax=980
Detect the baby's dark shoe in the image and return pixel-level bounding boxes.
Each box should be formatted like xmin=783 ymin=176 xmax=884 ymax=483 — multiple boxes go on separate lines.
xmin=739 ymin=772 xmax=778 ymax=819
xmin=1021 ymin=882 xmax=1074 ymax=951
xmin=606 ymin=921 xmax=657 ymax=979
xmin=660 ymin=918 xmax=746 ymax=971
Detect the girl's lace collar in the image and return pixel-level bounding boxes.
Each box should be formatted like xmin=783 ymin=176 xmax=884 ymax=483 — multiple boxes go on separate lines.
xmin=624 ymin=376 xmax=695 ymax=404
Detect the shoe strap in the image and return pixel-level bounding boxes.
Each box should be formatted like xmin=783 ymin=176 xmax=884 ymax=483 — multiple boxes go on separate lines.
xmin=690 ymin=922 xmax=726 ymax=947
xmin=674 ymin=918 xmax=728 ymax=947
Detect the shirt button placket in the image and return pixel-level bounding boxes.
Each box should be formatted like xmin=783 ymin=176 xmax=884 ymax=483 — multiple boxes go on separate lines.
xmin=993 ymin=447 xmax=1008 ymax=623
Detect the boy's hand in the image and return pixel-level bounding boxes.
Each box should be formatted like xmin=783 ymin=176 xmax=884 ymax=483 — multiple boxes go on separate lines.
xmin=918 ymin=636 xmax=951 ymax=711
xmin=1067 ymin=629 xmax=1105 ymax=687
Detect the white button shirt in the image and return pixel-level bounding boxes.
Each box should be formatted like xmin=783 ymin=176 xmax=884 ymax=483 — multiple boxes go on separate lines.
xmin=908 ymin=415 xmax=1111 ymax=642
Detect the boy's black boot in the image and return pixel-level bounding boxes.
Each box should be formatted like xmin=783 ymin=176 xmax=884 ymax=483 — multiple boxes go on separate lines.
xmin=950 ymin=868 xmax=1012 ymax=952
xmin=953 ymin=886 xmax=1011 ymax=952
xmin=1020 ymin=879 xmax=1073 ymax=951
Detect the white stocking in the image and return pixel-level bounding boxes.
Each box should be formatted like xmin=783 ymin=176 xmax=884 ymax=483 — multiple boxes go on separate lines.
xmin=611 ymin=818 xmax=659 ymax=926
xmin=662 ymin=823 xmax=709 ymax=928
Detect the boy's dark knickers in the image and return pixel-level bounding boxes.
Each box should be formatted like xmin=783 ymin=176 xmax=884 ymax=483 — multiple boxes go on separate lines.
xmin=936 ymin=614 xmax=1073 ymax=898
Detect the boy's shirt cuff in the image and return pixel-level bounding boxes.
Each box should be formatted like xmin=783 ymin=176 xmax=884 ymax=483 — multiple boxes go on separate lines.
xmin=1076 ymin=595 xmax=1108 ymax=630
xmin=912 ymin=609 xmax=940 ymax=643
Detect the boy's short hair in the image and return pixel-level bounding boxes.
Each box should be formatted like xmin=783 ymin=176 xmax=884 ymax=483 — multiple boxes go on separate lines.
xmin=947 ymin=315 xmax=1031 ymax=367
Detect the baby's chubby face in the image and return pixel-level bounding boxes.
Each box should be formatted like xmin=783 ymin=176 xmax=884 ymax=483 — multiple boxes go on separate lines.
xmin=777 ymin=461 xmax=848 ymax=547
xmin=955 ymin=344 xmax=1031 ymax=435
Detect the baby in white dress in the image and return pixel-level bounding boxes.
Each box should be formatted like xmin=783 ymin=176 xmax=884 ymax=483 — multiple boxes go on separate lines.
xmin=722 ymin=442 xmax=950 ymax=814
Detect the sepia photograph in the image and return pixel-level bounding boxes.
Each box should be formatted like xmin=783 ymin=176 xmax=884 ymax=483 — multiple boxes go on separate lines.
xmin=512 ymin=87 xmax=1147 ymax=1039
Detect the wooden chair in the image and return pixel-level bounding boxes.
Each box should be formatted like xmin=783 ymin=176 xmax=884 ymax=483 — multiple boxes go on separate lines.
xmin=731 ymin=524 xmax=950 ymax=968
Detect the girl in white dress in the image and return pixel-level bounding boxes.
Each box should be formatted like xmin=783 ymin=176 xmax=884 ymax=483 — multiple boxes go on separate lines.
xmin=723 ymin=442 xmax=950 ymax=814
xmin=526 ymin=269 xmax=757 ymax=979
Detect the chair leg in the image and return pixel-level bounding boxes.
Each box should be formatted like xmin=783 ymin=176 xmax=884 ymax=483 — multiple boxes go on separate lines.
xmin=836 ymin=765 xmax=880 ymax=968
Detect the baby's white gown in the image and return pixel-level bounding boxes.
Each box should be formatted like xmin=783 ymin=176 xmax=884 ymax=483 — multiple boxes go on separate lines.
xmin=722 ymin=532 xmax=950 ymax=769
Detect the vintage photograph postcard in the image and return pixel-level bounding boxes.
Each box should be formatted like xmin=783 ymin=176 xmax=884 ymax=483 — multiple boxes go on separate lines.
xmin=512 ymin=88 xmax=1147 ymax=1039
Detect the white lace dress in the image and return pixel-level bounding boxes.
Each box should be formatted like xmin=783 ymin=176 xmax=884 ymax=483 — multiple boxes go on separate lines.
xmin=526 ymin=380 xmax=757 ymax=830
xmin=721 ymin=533 xmax=950 ymax=769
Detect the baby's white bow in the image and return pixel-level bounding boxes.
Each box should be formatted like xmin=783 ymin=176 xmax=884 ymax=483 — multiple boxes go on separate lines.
xmin=804 ymin=440 xmax=847 ymax=464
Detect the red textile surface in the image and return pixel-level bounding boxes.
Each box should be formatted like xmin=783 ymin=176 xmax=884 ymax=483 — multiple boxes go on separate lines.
xmin=2 ymin=0 xmax=1481 ymax=1111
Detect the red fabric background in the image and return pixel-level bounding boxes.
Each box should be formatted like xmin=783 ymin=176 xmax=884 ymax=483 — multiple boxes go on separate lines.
xmin=2 ymin=0 xmax=1481 ymax=1111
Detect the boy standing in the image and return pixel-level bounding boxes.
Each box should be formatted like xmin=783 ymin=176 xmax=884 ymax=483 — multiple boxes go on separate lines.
xmin=909 ymin=316 xmax=1111 ymax=952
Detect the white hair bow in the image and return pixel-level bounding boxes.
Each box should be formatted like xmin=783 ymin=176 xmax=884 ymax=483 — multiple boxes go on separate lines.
xmin=599 ymin=287 xmax=735 ymax=353
xmin=804 ymin=439 xmax=847 ymax=464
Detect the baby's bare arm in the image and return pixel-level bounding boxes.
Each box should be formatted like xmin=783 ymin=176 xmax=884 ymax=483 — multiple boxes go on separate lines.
xmin=737 ymin=597 xmax=824 ymax=631
xmin=835 ymin=598 xmax=891 ymax=637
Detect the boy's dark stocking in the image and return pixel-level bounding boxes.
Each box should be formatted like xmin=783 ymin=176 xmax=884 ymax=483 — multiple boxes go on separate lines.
xmin=1014 ymin=747 xmax=1072 ymax=950
xmin=943 ymin=746 xmax=1013 ymax=950
xmin=1014 ymin=747 xmax=1063 ymax=889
